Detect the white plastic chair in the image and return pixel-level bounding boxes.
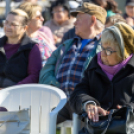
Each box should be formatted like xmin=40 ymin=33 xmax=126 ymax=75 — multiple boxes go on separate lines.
xmin=0 ymin=84 xmax=67 ymax=134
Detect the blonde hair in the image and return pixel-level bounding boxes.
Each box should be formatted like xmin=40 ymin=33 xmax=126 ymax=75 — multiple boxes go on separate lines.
xmin=18 ymin=2 xmax=42 ymax=20
xmin=101 ymin=30 xmax=122 ymax=58
xmin=9 ymin=9 xmax=29 ymax=25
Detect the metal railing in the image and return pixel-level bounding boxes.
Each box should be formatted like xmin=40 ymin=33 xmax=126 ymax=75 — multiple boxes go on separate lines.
xmin=5 ymin=0 xmax=11 ymax=16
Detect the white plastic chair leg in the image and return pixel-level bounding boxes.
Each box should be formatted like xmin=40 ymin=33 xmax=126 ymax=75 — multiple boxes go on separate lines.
xmin=61 ymin=127 xmax=66 ymax=134
xmin=57 ymin=113 xmax=80 ymax=134
xmin=71 ymin=128 xmax=73 ymax=134
xmin=73 ymin=113 xmax=81 ymax=134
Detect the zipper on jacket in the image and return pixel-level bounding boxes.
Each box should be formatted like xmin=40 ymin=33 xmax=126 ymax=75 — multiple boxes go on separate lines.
xmin=3 ymin=51 xmax=21 ymax=75
xmin=3 ymin=59 xmax=8 ymax=76
xmin=107 ymin=82 xmax=114 ymax=111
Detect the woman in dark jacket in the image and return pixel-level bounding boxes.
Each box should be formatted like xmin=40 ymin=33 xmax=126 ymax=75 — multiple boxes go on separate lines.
xmin=0 ymin=9 xmax=42 ymax=88
xmin=70 ymin=22 xmax=134 ymax=122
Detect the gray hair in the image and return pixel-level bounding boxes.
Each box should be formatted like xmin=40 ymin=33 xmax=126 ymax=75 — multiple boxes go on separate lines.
xmin=95 ymin=19 xmax=105 ymax=30
xmin=101 ymin=30 xmax=122 ymax=58
xmin=87 ymin=14 xmax=105 ymax=30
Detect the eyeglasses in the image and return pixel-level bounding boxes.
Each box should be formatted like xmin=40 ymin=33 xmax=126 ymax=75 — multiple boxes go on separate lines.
xmin=4 ymin=21 xmax=24 ymax=28
xmin=101 ymin=45 xmax=117 ymax=56
xmin=35 ymin=15 xmax=43 ymax=20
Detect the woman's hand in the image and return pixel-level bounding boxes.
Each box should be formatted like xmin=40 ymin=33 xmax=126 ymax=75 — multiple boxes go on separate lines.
xmin=53 ymin=34 xmax=61 ymax=44
xmin=117 ymin=105 xmax=122 ymax=109
xmin=86 ymin=104 xmax=108 ymax=122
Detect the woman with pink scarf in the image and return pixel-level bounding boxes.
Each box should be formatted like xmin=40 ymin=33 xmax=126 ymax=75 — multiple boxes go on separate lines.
xmin=18 ymin=2 xmax=56 ymax=67
xmin=70 ymin=23 xmax=134 ymax=125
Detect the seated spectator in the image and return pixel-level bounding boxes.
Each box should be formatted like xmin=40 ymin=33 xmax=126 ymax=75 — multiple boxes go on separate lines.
xmin=105 ymin=14 xmax=126 ymax=28
xmin=44 ymin=0 xmax=75 ymax=45
xmin=61 ymin=27 xmax=75 ymax=44
xmin=39 ymin=3 xmax=107 ymax=124
xmin=124 ymin=0 xmax=134 ymax=27
xmin=105 ymin=0 xmax=121 ymax=17
xmin=61 ymin=0 xmax=121 ymax=44
xmin=23 ymin=0 xmax=37 ymax=3
xmin=70 ymin=23 xmax=134 ymax=124
xmin=61 ymin=13 xmax=126 ymax=44
xmin=18 ymin=2 xmax=56 ymax=67
xmin=91 ymin=0 xmax=121 ymax=17
xmin=61 ymin=0 xmax=103 ymax=44
xmin=1 ymin=9 xmax=41 ymax=88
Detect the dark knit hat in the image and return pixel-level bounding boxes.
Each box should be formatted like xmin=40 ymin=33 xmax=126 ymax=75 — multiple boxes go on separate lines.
xmin=126 ymin=0 xmax=134 ymax=6
xmin=70 ymin=2 xmax=107 ymax=24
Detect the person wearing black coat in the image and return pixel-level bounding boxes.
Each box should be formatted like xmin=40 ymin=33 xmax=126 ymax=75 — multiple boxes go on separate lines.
xmin=0 ymin=9 xmax=42 ymax=88
xmin=70 ymin=22 xmax=134 ymax=123
xmin=61 ymin=27 xmax=75 ymax=44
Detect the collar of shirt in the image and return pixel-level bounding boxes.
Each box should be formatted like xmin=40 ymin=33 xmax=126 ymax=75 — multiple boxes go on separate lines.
xmin=96 ymin=32 xmax=102 ymax=40
xmin=74 ymin=32 xmax=102 ymax=42
xmin=80 ymin=39 xmax=93 ymax=52
xmin=73 ymin=33 xmax=102 ymax=52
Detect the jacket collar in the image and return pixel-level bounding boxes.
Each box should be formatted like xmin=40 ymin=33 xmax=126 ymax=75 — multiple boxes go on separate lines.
xmin=18 ymin=34 xmax=36 ymax=51
xmin=87 ymin=55 xmax=99 ymax=70
xmin=88 ymin=54 xmax=134 ymax=71
xmin=126 ymin=54 xmax=134 ymax=68
xmin=73 ymin=33 xmax=102 ymax=41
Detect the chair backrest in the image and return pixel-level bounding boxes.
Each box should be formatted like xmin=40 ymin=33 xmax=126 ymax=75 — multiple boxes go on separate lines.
xmin=0 ymin=84 xmax=67 ymax=134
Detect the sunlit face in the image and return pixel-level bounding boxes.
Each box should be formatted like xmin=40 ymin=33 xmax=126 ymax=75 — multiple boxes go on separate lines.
xmin=4 ymin=14 xmax=26 ymax=38
xmin=126 ymin=5 xmax=134 ymax=18
xmin=28 ymin=10 xmax=44 ymax=31
xmin=52 ymin=6 xmax=69 ymax=24
xmin=101 ymin=43 xmax=122 ymax=66
xmin=74 ymin=13 xmax=92 ymax=37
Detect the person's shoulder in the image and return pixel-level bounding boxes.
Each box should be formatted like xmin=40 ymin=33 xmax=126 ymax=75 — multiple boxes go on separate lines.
xmin=44 ymin=20 xmax=52 ymax=26
xmin=62 ymin=38 xmax=74 ymax=46
xmin=87 ymin=54 xmax=98 ymax=71
xmin=55 ymin=38 xmax=74 ymax=52
xmin=39 ymin=26 xmax=51 ymax=33
xmin=66 ymin=27 xmax=75 ymax=35
xmin=25 ymin=36 xmax=37 ymax=44
xmin=0 ymin=35 xmax=6 ymax=41
xmin=22 ymin=36 xmax=39 ymax=50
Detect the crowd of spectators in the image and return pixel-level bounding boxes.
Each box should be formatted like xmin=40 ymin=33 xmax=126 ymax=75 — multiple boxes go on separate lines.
xmin=0 ymin=0 xmax=134 ymax=133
